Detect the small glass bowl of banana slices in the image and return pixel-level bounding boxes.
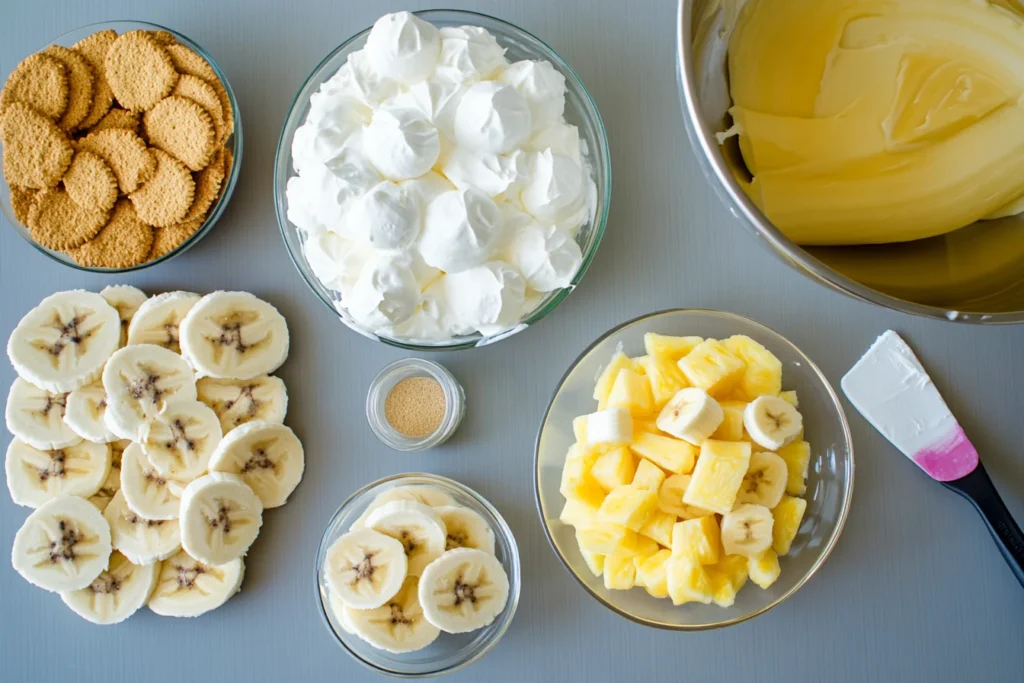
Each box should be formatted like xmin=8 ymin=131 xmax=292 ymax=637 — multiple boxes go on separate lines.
xmin=316 ymin=473 xmax=520 ymax=677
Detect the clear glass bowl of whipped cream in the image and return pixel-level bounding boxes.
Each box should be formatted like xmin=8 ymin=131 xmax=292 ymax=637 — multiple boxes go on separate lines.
xmin=275 ymin=10 xmax=611 ymax=350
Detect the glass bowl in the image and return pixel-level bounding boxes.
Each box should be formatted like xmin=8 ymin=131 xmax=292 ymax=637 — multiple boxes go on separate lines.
xmin=534 ymin=309 xmax=855 ymax=630
xmin=366 ymin=359 xmax=466 ymax=452
xmin=316 ymin=473 xmax=521 ymax=677
xmin=275 ymin=9 xmax=611 ymax=350
xmin=0 ymin=20 xmax=242 ymax=272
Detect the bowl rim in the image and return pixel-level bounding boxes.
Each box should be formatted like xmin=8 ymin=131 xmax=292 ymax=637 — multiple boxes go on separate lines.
xmin=273 ymin=8 xmax=612 ymax=351
xmin=314 ymin=471 xmax=522 ymax=678
xmin=533 ymin=308 xmax=856 ymax=631
xmin=0 ymin=19 xmax=243 ymax=273
xmin=673 ymin=0 xmax=1023 ymax=325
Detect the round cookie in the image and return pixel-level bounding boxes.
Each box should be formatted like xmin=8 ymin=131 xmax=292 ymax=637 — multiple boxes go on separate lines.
xmin=128 ymin=148 xmax=194 ymax=226
xmin=76 ymin=128 xmax=155 ymax=193
xmin=70 ymin=199 xmax=153 ymax=268
xmin=10 ymin=186 xmax=38 ymax=225
xmin=71 ymin=29 xmax=117 ymax=130
xmin=0 ymin=53 xmax=68 ymax=120
xmin=142 ymin=95 xmax=215 ymax=171
xmin=172 ymin=74 xmax=225 ymax=144
xmin=27 ymin=188 xmax=108 ymax=250
xmin=63 ymin=150 xmax=118 ymax=212
xmin=42 ymin=45 xmax=95 ymax=131
xmin=0 ymin=101 xmax=73 ymax=188
xmin=105 ymin=31 xmax=177 ymax=111
xmin=223 ymin=147 xmax=233 ymax=178
xmin=87 ymin=107 xmax=139 ymax=135
xmin=164 ymin=44 xmax=217 ymax=82
xmin=183 ymin=147 xmax=225 ymax=222
xmin=149 ymin=30 xmax=177 ymax=46
xmin=210 ymin=78 xmax=234 ymax=145
xmin=148 ymin=217 xmax=202 ymax=261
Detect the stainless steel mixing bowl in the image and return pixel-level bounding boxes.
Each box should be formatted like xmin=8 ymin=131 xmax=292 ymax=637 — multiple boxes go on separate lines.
xmin=675 ymin=0 xmax=1024 ymax=324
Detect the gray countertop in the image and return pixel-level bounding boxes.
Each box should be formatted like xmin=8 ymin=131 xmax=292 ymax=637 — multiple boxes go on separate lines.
xmin=1 ymin=1 xmax=1022 ymax=681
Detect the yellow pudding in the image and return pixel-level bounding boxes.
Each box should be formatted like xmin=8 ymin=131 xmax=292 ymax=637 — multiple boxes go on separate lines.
xmin=723 ymin=0 xmax=1024 ymax=245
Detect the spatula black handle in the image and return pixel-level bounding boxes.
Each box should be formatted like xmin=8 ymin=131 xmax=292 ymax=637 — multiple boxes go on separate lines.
xmin=942 ymin=463 xmax=1024 ymax=589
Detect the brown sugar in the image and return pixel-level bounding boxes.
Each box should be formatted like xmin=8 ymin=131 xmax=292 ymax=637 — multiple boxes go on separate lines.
xmin=384 ymin=377 xmax=446 ymax=438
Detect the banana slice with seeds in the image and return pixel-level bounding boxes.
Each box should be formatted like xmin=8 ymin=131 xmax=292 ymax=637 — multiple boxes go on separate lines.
xmin=139 ymin=400 xmax=222 ymax=479
xmin=435 ymin=506 xmax=496 ymax=555
xmin=64 ymin=380 xmax=117 ymax=443
xmin=350 ymin=485 xmax=457 ymax=530
xmin=5 ymin=377 xmax=81 ymax=450
xmin=12 ymin=495 xmax=113 ymax=593
xmin=721 ymin=503 xmax=774 ymax=558
xmin=5 ymin=438 xmax=111 ymax=508
xmin=735 ymin=451 xmax=788 ymax=508
xmin=179 ymin=473 xmax=264 ymax=565
xmin=366 ymin=500 xmax=448 ymax=576
xmin=120 ymin=442 xmax=188 ymax=520
xmin=179 ymin=291 xmax=290 ymax=379
xmin=89 ymin=466 xmax=121 ymax=511
xmin=196 ymin=375 xmax=288 ymax=432
xmin=102 ymin=344 xmax=197 ymax=440
xmin=60 ymin=551 xmax=158 ymax=625
xmin=7 ymin=290 xmax=121 ymax=393
xmin=346 ymin=577 xmax=440 ymax=653
xmin=743 ymin=396 xmax=803 ymax=451
xmin=207 ymin=421 xmax=304 ymax=508
xmin=104 ymin=490 xmax=181 ymax=565
xmin=325 ymin=528 xmax=408 ymax=609
xmin=100 ymin=285 xmax=148 ymax=347
xmin=126 ymin=291 xmax=200 ymax=353
xmin=418 ymin=548 xmax=510 ymax=633
xmin=147 ymin=549 xmax=245 ymax=618
xmin=327 ymin=588 xmax=359 ymax=635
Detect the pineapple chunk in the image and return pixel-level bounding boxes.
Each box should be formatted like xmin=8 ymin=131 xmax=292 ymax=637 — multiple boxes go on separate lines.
xmin=772 ymin=495 xmax=807 ymax=555
xmin=723 ymin=335 xmax=783 ymax=400
xmin=683 ymin=439 xmax=752 ymax=514
xmin=707 ymin=569 xmax=738 ymax=607
xmin=657 ymin=474 xmax=715 ymax=519
xmin=629 ymin=432 xmax=697 ymax=474
xmin=644 ymin=333 xmax=704 ymax=359
xmin=572 ymin=415 xmax=589 ymax=444
xmin=565 ymin=443 xmax=598 ymax=464
xmin=590 ymin=447 xmax=637 ymax=491
xmin=576 ymin=523 xmax=637 ymax=555
xmin=579 ymin=547 xmax=605 ymax=577
xmin=597 ymin=485 xmax=658 ymax=532
xmin=559 ymin=499 xmax=599 ymax=528
xmin=635 ymin=535 xmax=660 ymax=558
xmin=632 ymin=458 xmax=667 ymax=490
xmin=604 ymin=548 xmax=638 ymax=590
xmin=712 ymin=400 xmax=748 ymax=441
xmin=677 ymin=339 xmax=746 ymax=397
xmin=643 ymin=334 xmax=700 ymax=406
xmin=607 ymin=368 xmax=655 ymax=416
xmin=671 ymin=516 xmax=721 ymax=564
xmin=748 ymin=549 xmax=782 ymax=589
xmin=779 ymin=390 xmax=798 ymax=407
xmin=560 ymin=456 xmax=606 ymax=508
xmin=777 ymin=440 xmax=811 ymax=495
xmin=710 ymin=554 xmax=750 ymax=592
xmin=594 ymin=352 xmax=635 ymax=408
xmin=634 ymin=549 xmax=672 ymax=598
xmin=639 ymin=510 xmax=676 ymax=547
xmin=631 ymin=355 xmax=649 ymax=374
xmin=666 ymin=555 xmax=714 ymax=605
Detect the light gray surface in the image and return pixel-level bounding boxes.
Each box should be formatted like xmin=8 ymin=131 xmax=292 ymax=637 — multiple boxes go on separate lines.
xmin=1 ymin=1 xmax=1022 ymax=681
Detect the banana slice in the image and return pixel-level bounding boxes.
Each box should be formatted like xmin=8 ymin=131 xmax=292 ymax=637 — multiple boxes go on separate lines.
xmin=435 ymin=506 xmax=496 ymax=555
xmin=736 ymin=451 xmax=788 ymax=508
xmin=5 ymin=438 xmax=111 ymax=508
xmin=147 ymin=548 xmax=245 ymax=618
xmin=197 ymin=375 xmax=288 ymax=432
xmin=179 ymin=473 xmax=264 ymax=565
xmin=120 ymin=442 xmax=188 ymax=521
xmin=418 ymin=548 xmax=510 ymax=633
xmin=126 ymin=291 xmax=200 ymax=353
xmin=327 ymin=588 xmax=358 ymax=635
xmin=110 ymin=439 xmax=130 ymax=468
xmin=138 ymin=401 xmax=222 ymax=479
xmin=179 ymin=291 xmax=290 ymax=380
xmin=656 ymin=388 xmax=724 ymax=445
xmin=207 ymin=421 xmax=304 ymax=508
xmin=346 ymin=577 xmax=441 ymax=653
xmin=60 ymin=550 xmax=158 ymax=625
xmin=743 ymin=396 xmax=803 ymax=451
xmin=89 ymin=466 xmax=121 ymax=511
xmin=104 ymin=490 xmax=181 ymax=565
xmin=5 ymin=377 xmax=81 ymax=450
xmin=325 ymin=528 xmax=408 ymax=609
xmin=102 ymin=344 xmax=198 ymax=440
xmin=720 ymin=503 xmax=774 ymax=558
xmin=7 ymin=290 xmax=121 ymax=393
xmin=366 ymin=500 xmax=448 ymax=576
xmin=100 ymin=285 xmax=148 ymax=347
xmin=64 ymin=380 xmax=117 ymax=443
xmin=11 ymin=495 xmax=113 ymax=592
xmin=350 ymin=485 xmax=457 ymax=530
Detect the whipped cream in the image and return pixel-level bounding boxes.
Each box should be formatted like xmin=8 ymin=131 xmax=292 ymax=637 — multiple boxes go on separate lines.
xmin=287 ymin=11 xmax=597 ymax=342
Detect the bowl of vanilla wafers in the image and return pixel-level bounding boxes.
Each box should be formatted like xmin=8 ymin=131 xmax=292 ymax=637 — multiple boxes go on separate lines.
xmin=0 ymin=20 xmax=241 ymax=271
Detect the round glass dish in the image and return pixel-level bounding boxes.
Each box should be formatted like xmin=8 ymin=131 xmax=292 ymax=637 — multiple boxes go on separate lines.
xmin=534 ymin=309 xmax=855 ymax=630
xmin=0 ymin=20 xmax=242 ymax=272
xmin=366 ymin=358 xmax=466 ymax=451
xmin=275 ymin=9 xmax=611 ymax=350
xmin=316 ymin=473 xmax=521 ymax=678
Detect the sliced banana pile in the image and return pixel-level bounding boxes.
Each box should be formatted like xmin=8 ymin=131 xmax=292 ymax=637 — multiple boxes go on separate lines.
xmin=4 ymin=287 xmax=304 ymax=626
xmin=323 ymin=484 xmax=511 ymax=654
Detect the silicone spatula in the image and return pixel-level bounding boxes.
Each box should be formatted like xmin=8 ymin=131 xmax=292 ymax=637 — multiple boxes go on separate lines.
xmin=841 ymin=330 xmax=1024 ymax=589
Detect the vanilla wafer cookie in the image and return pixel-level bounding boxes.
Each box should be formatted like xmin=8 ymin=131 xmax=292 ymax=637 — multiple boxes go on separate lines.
xmin=42 ymin=45 xmax=94 ymax=131
xmin=64 ymin=150 xmax=118 ymax=212
xmin=129 ymin=148 xmax=194 ymax=227
xmin=87 ymin=107 xmax=139 ymax=134
xmin=27 ymin=188 xmax=108 ymax=250
xmin=148 ymin=217 xmax=202 ymax=261
xmin=172 ymin=74 xmax=225 ymax=144
xmin=0 ymin=101 xmax=73 ymax=188
xmin=0 ymin=53 xmax=68 ymax=120
xmin=72 ymin=29 xmax=117 ymax=129
xmin=10 ymin=186 xmax=38 ymax=225
xmin=105 ymin=31 xmax=177 ymax=111
xmin=143 ymin=95 xmax=216 ymax=171
xmin=76 ymin=128 xmax=154 ymax=193
xmin=70 ymin=199 xmax=153 ymax=268
xmin=183 ymin=148 xmax=225 ymax=221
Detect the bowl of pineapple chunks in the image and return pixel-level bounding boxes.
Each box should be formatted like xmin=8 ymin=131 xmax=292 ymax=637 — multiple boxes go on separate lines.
xmin=534 ymin=309 xmax=854 ymax=629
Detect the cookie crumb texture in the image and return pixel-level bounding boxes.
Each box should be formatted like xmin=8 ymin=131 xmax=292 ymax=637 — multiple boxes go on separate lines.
xmin=0 ymin=26 xmax=235 ymax=267
xmin=384 ymin=377 xmax=447 ymax=438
